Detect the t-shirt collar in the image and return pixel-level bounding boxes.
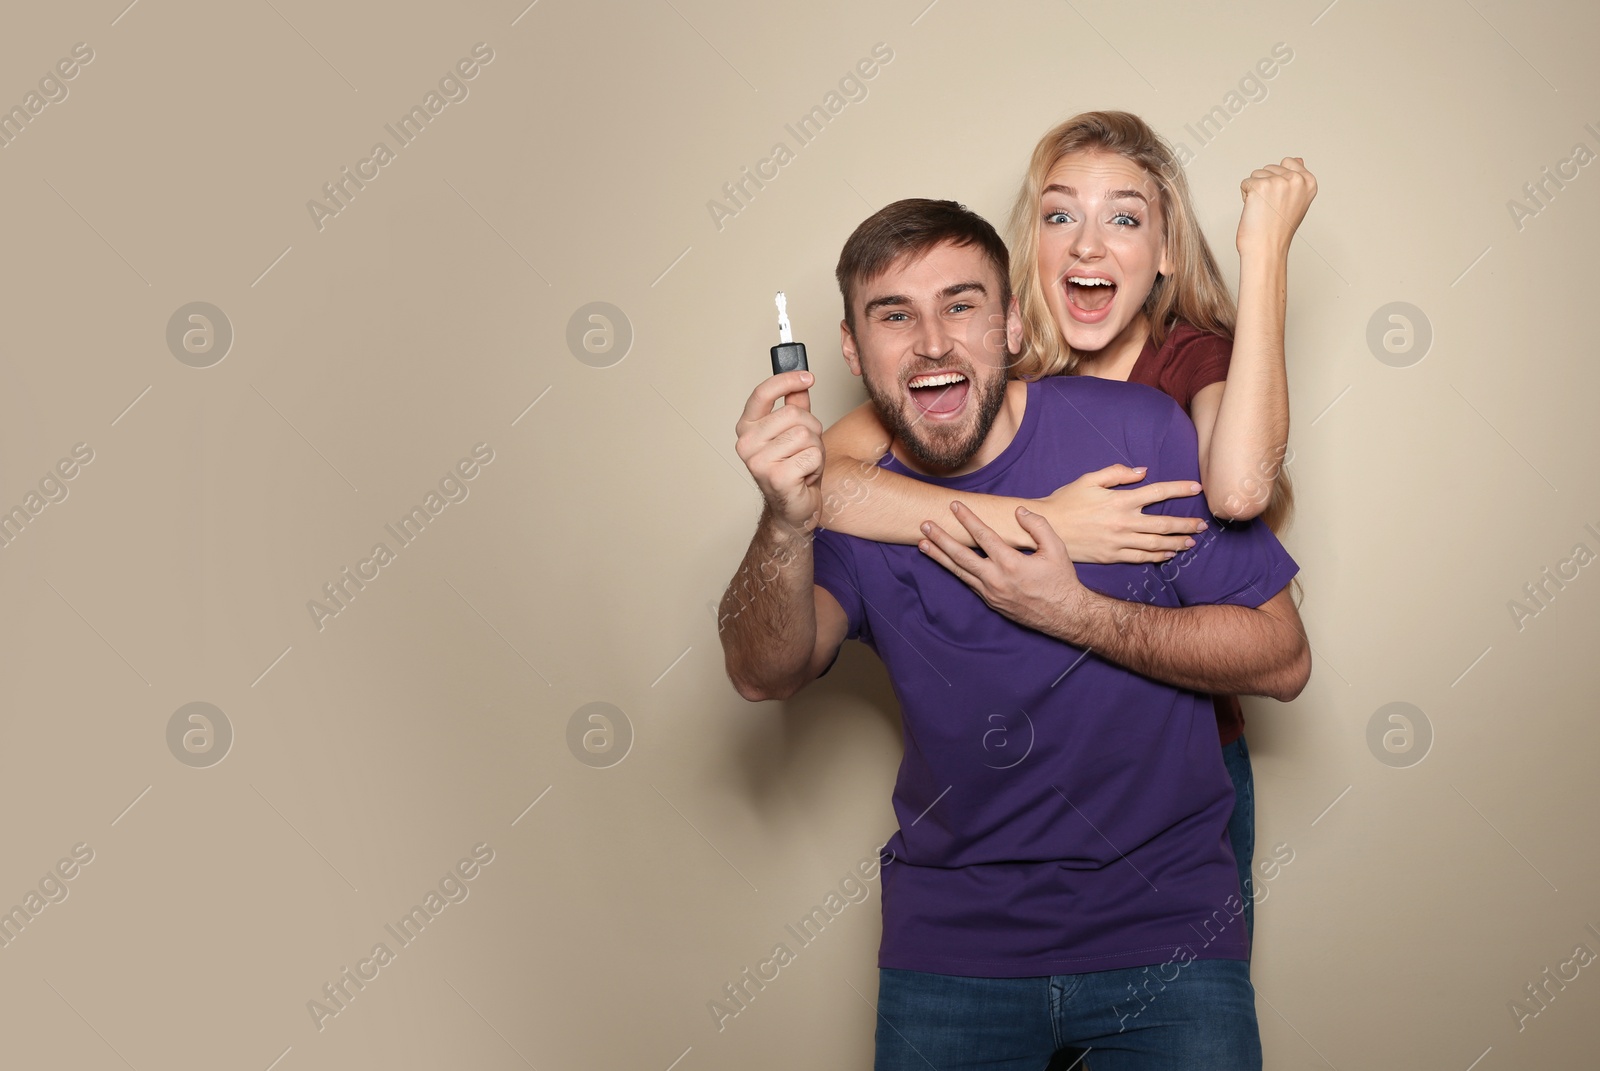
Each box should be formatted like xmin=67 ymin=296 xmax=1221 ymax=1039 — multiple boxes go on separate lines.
xmin=881 ymin=378 xmax=1043 ymax=489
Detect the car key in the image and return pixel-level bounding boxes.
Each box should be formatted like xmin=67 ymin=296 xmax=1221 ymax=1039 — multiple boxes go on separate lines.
xmin=770 ymin=291 xmax=808 ymax=376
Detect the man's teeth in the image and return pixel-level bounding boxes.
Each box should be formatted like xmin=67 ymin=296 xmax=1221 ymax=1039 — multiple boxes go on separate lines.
xmin=1068 ymin=277 xmax=1114 ymax=286
xmin=909 ymin=372 xmax=967 ymax=388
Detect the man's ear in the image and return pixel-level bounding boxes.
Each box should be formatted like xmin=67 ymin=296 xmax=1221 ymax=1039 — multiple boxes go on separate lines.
xmin=840 ymin=319 xmax=863 ymax=377
xmin=1005 ymin=295 xmax=1023 ymax=356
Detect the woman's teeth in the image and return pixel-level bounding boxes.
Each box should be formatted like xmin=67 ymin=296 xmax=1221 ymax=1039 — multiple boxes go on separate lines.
xmin=1066 ymin=276 xmax=1116 ymax=312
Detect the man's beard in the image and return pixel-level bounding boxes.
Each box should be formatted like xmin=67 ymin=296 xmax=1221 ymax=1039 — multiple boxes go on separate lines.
xmin=861 ymin=366 xmax=1008 ymax=472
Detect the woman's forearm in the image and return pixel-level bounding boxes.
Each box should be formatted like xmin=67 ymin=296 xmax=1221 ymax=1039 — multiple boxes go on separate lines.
xmin=1205 ymin=247 xmax=1291 ymax=520
xmin=820 ymin=451 xmax=1037 ymax=547
xmin=819 ymin=402 xmax=1037 ymax=547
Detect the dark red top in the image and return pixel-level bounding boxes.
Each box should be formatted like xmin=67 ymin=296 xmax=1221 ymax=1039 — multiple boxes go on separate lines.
xmin=1126 ymin=321 xmax=1245 ymax=746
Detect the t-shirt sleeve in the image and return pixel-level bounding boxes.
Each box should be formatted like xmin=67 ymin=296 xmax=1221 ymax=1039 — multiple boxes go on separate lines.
xmin=1173 ymin=330 xmax=1232 ymax=414
xmin=1141 ymin=400 xmax=1299 ymax=608
xmin=811 ymin=529 xmax=867 ymax=642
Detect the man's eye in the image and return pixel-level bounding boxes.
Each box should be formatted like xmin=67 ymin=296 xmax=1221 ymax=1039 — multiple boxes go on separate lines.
xmin=948 ymin=303 xmax=973 ymax=314
xmin=884 ymin=311 xmax=909 ymax=321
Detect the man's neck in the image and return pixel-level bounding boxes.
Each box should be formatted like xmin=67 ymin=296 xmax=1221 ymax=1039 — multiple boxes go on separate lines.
xmin=892 ymin=379 xmax=1029 ymax=478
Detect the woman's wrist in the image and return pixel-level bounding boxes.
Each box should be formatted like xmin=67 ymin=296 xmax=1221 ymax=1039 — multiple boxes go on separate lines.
xmin=1237 ymin=236 xmax=1294 ymax=268
xmin=1241 ymin=230 xmax=1292 ymax=268
xmin=1236 ymin=250 xmax=1289 ymax=313
xmin=988 ymin=497 xmax=1040 ymax=550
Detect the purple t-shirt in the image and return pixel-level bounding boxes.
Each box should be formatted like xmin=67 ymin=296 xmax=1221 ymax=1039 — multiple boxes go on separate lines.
xmin=811 ymin=375 xmax=1298 ymax=977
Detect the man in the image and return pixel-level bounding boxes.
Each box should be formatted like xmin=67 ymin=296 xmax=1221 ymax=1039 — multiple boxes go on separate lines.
xmin=719 ymin=198 xmax=1309 ymax=1069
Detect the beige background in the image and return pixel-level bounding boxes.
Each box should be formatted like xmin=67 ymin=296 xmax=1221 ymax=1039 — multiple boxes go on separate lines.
xmin=1 ymin=0 xmax=1596 ymax=1067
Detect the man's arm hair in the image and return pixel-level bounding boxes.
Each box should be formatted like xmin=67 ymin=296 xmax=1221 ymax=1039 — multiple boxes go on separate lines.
xmin=1054 ymin=583 xmax=1309 ymax=701
xmin=718 ymin=505 xmax=848 ymax=702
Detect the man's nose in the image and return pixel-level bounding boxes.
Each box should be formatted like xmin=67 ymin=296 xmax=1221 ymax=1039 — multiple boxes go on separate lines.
xmin=912 ymin=316 xmax=950 ymax=360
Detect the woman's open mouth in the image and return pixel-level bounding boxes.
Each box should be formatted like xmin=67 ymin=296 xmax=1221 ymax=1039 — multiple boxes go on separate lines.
xmin=908 ymin=371 xmax=970 ymax=418
xmin=1064 ymin=275 xmax=1117 ymax=324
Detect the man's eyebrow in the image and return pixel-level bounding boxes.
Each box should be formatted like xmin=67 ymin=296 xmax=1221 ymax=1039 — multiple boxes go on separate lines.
xmin=1041 ymin=183 xmax=1150 ymax=204
xmin=940 ymin=280 xmax=987 ymax=300
xmin=862 ymin=293 xmax=909 ymax=315
xmin=863 ymin=281 xmax=987 ymax=316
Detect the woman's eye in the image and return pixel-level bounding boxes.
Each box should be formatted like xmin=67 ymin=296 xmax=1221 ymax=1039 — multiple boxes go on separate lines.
xmin=1044 ymin=211 xmax=1071 ymax=224
xmin=1112 ymin=212 xmax=1140 ymax=226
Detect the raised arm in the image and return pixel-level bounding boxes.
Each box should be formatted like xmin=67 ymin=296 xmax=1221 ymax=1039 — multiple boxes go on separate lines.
xmin=1195 ymin=157 xmax=1316 ymax=521
xmin=720 ymin=370 xmax=848 ymax=702
xmin=820 ymin=399 xmax=1201 ymax=562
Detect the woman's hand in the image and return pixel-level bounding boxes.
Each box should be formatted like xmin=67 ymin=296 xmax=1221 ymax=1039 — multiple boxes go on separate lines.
xmin=1035 ymin=464 xmax=1208 ymax=565
xmin=1237 ymin=156 xmax=1317 ymax=257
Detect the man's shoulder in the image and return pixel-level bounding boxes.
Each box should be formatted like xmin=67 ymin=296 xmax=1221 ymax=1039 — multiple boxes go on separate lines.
xmin=811 ymin=526 xmax=854 ymax=552
xmin=811 ymin=525 xmax=870 ymax=566
xmin=1034 ymin=373 xmax=1185 ymax=426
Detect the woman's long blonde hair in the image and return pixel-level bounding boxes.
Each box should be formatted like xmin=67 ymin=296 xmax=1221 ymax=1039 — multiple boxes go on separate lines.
xmin=1007 ymin=110 xmax=1295 ymax=535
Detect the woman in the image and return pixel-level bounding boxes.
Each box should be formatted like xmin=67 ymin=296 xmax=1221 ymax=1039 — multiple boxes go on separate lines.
xmin=817 ymin=111 xmax=1315 ymax=942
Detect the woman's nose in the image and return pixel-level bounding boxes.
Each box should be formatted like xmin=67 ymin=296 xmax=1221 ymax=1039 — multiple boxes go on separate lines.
xmin=1069 ymin=220 xmax=1105 ymax=261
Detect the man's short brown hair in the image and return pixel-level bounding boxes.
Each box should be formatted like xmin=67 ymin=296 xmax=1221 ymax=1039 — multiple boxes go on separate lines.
xmin=834 ymin=198 xmax=1012 ymax=332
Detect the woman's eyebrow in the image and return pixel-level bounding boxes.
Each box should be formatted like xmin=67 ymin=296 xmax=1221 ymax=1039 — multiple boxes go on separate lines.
xmin=1042 ymin=183 xmax=1149 ymax=204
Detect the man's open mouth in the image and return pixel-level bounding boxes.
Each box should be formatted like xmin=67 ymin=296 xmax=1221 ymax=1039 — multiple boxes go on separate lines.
xmin=907 ymin=371 xmax=970 ymax=417
xmin=1064 ymin=275 xmax=1117 ymax=319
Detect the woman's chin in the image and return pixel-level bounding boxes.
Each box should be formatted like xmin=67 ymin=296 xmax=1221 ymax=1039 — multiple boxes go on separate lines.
xmin=1059 ymin=320 xmax=1118 ymax=354
xmin=1044 ymin=299 xmax=1108 ymax=351
xmin=1051 ymin=305 xmax=1144 ymax=360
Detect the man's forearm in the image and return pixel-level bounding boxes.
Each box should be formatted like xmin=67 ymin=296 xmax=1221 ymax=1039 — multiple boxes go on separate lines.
xmin=718 ymin=506 xmax=819 ymax=701
xmin=1046 ymin=589 xmax=1307 ymax=700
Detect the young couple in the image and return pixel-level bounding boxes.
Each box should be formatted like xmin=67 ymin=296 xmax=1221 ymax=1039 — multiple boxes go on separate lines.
xmin=719 ymin=111 xmax=1315 ymax=1069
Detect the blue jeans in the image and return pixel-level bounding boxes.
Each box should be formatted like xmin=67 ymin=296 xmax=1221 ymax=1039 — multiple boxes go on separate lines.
xmin=1221 ymin=734 xmax=1255 ymax=949
xmin=874 ymin=959 xmax=1261 ymax=1070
